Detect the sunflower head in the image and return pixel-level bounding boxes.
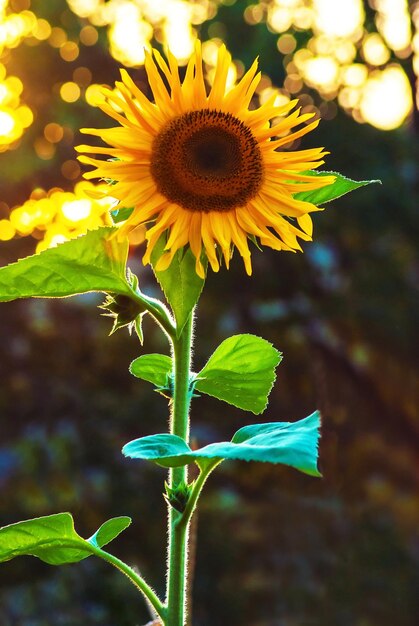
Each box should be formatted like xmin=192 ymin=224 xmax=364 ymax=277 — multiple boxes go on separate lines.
xmin=77 ymin=42 xmax=335 ymax=279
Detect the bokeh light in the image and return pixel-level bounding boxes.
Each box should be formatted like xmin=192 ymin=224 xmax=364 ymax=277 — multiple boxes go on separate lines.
xmin=60 ymin=81 xmax=81 ymax=103
xmin=66 ymin=0 xmax=218 ymax=66
xmin=1 ymin=0 xmax=415 ymax=141
xmin=360 ymin=64 xmax=413 ymax=130
xmin=362 ymin=33 xmax=391 ymax=66
xmin=0 ymin=61 xmax=33 ymax=150
xmin=5 ymin=182 xmax=115 ymax=252
xmin=259 ymin=0 xmax=416 ymax=129
xmin=313 ymin=0 xmax=364 ymax=39
xmin=373 ymin=0 xmax=412 ymax=53
xmin=0 ymin=0 xmax=417 ymax=257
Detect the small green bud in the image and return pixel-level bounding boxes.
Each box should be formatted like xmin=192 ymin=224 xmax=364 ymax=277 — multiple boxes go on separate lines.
xmin=164 ymin=480 xmax=193 ymax=513
xmin=100 ymin=293 xmax=146 ymax=336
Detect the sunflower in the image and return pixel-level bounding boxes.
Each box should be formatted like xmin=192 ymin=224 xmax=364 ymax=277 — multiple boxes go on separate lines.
xmin=77 ymin=42 xmax=335 ymax=278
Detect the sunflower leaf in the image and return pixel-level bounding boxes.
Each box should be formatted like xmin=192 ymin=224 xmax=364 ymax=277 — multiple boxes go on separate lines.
xmin=87 ymin=516 xmax=132 ymax=549
xmin=151 ymin=236 xmax=207 ymax=336
xmin=130 ymin=353 xmax=172 ymax=387
xmin=123 ymin=434 xmax=192 ymax=468
xmin=123 ymin=412 xmax=321 ymax=476
xmin=194 ymin=334 xmax=282 ymax=414
xmin=0 ymin=227 xmax=131 ymax=302
xmin=0 ymin=513 xmax=131 ymax=565
xmin=111 ymin=206 xmax=135 ymax=224
xmin=294 ymin=171 xmax=381 ymax=205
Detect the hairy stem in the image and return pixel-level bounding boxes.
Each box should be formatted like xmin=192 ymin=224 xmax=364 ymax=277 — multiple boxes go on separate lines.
xmin=130 ymin=288 xmax=176 ymax=340
xmin=166 ymin=312 xmax=194 ymax=626
xmin=90 ymin=546 xmax=166 ymax=621
xmin=178 ymin=460 xmax=222 ymax=532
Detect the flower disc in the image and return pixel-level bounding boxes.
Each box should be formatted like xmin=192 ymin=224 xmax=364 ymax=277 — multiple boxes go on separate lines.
xmin=77 ymin=43 xmax=335 ymax=277
xmin=150 ymin=109 xmax=263 ymax=213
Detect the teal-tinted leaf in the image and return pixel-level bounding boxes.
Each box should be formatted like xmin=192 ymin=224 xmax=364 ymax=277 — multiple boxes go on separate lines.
xmin=129 ymin=353 xmax=172 ymax=387
xmin=194 ymin=334 xmax=282 ymax=414
xmin=294 ymin=170 xmax=380 ymax=205
xmin=0 ymin=513 xmax=131 ymax=565
xmin=123 ymin=411 xmax=321 ymax=476
xmin=151 ymin=235 xmax=207 ymax=336
xmin=111 ymin=206 xmax=134 ymax=223
xmin=123 ymin=433 xmax=191 ymax=468
xmin=0 ymin=227 xmax=131 ymax=302
xmin=229 ymin=412 xmax=321 ymax=476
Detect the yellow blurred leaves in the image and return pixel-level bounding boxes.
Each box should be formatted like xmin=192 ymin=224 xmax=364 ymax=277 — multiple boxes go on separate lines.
xmin=0 ymin=65 xmax=33 ymax=151
xmin=266 ymin=0 xmax=414 ymax=130
xmin=2 ymin=182 xmax=116 ymax=251
xmin=67 ymin=0 xmax=216 ymax=67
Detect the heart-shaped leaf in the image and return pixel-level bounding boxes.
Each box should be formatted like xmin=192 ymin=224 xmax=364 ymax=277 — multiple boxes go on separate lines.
xmin=0 ymin=513 xmax=131 ymax=565
xmin=0 ymin=227 xmax=131 ymax=302
xmin=123 ymin=412 xmax=321 ymax=476
xmin=130 ymin=354 xmax=172 ymax=387
xmin=194 ymin=334 xmax=282 ymax=414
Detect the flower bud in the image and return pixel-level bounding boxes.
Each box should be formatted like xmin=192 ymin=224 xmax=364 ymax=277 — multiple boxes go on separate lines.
xmin=100 ymin=293 xmax=146 ymax=336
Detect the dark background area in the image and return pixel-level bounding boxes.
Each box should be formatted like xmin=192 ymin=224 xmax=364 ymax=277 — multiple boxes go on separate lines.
xmin=1 ymin=1 xmax=418 ymax=625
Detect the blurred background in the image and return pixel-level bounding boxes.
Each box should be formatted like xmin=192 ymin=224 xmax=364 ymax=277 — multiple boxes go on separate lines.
xmin=0 ymin=1 xmax=418 ymax=625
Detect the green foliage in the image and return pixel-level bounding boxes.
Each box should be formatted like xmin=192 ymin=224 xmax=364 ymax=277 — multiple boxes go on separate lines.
xmin=295 ymin=171 xmax=380 ymax=205
xmin=194 ymin=334 xmax=282 ymax=414
xmin=88 ymin=517 xmax=133 ymax=548
xmin=111 ymin=206 xmax=135 ymax=224
xmin=151 ymin=235 xmax=207 ymax=336
xmin=130 ymin=353 xmax=172 ymax=387
xmin=123 ymin=412 xmax=321 ymax=476
xmin=0 ymin=513 xmax=131 ymax=565
xmin=0 ymin=228 xmax=131 ymax=302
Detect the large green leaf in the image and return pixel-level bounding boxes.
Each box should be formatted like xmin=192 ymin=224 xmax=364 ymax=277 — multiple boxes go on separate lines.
xmin=151 ymin=235 xmax=207 ymax=336
xmin=0 ymin=227 xmax=131 ymax=302
xmin=294 ymin=170 xmax=380 ymax=205
xmin=194 ymin=334 xmax=282 ymax=414
xmin=123 ymin=411 xmax=321 ymax=476
xmin=0 ymin=513 xmax=131 ymax=565
xmin=129 ymin=353 xmax=172 ymax=387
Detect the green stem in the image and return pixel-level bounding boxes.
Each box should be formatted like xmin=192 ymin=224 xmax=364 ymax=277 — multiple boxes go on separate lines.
xmin=178 ymin=460 xmax=222 ymax=532
xmin=166 ymin=312 xmax=194 ymax=626
xmin=130 ymin=289 xmax=176 ymax=340
xmin=90 ymin=546 xmax=166 ymax=621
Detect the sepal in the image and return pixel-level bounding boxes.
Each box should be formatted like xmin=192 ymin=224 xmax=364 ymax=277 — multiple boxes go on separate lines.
xmin=100 ymin=293 xmax=147 ymax=336
xmin=164 ymin=480 xmax=193 ymax=513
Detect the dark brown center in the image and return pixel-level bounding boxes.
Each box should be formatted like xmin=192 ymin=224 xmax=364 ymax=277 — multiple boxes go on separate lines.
xmin=150 ymin=109 xmax=263 ymax=213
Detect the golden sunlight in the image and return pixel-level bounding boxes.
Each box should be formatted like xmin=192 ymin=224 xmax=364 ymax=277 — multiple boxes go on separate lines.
xmin=313 ymin=0 xmax=364 ymax=39
xmin=359 ymin=65 xmax=413 ymax=130
xmin=5 ymin=182 xmax=115 ymax=252
xmin=374 ymin=0 xmax=412 ymax=53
